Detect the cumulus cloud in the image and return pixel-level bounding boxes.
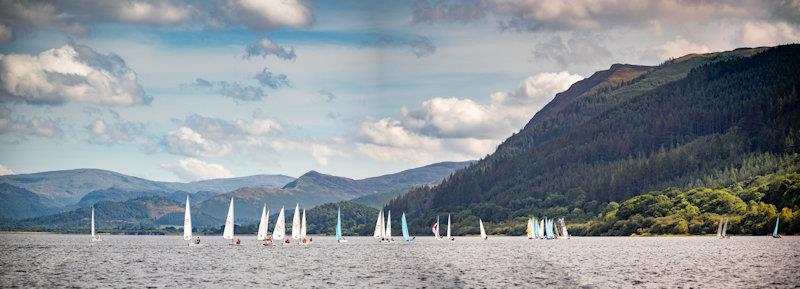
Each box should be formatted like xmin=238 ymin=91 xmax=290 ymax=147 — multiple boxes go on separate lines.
xmin=216 ymin=0 xmax=313 ymax=31
xmin=244 ymin=37 xmax=296 ymax=60
xmin=648 ymin=36 xmax=711 ymax=60
xmin=0 ymin=106 xmax=61 ymax=137
xmin=532 ymin=35 xmax=613 ymax=68
xmin=357 ymin=71 xmax=582 ymax=163
xmin=0 ymin=164 xmax=13 ymax=175
xmin=161 ymin=158 xmax=233 ymax=181
xmin=164 ymin=126 xmax=233 ymax=157
xmin=738 ymin=21 xmax=800 ymax=47
xmin=253 ymin=67 xmax=290 ymax=89
xmin=0 ymin=44 xmax=149 ymax=106
xmin=85 ymin=118 xmax=146 ymax=145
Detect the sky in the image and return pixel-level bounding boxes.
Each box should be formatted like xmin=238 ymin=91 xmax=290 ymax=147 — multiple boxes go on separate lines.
xmin=0 ymin=0 xmax=798 ymax=182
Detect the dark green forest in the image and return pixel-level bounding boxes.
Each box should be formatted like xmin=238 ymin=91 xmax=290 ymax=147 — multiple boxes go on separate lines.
xmin=387 ymin=45 xmax=800 ymax=236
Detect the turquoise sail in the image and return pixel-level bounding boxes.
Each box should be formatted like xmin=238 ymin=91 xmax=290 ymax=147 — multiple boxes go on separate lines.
xmin=545 ymin=218 xmax=555 ymax=240
xmin=336 ymin=207 xmax=342 ymax=241
xmin=773 ymin=216 xmax=780 ymax=237
xmin=401 ymin=212 xmax=411 ymax=242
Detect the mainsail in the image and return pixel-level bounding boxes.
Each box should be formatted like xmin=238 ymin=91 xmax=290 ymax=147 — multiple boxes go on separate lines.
xmin=385 ymin=210 xmax=392 ymax=239
xmin=479 ymin=219 xmax=487 ymax=239
xmin=721 ymin=219 xmax=728 ymax=238
xmin=545 ymin=218 xmax=554 ymax=240
xmin=560 ymin=218 xmax=570 ymax=239
xmin=401 ymin=212 xmax=411 ymax=242
xmin=183 ymin=195 xmax=192 ymax=240
xmin=773 ymin=217 xmax=780 ymax=237
xmin=336 ymin=208 xmax=343 ymax=242
xmin=273 ymin=206 xmax=286 ymax=240
xmin=532 ymin=217 xmax=540 ymax=239
xmin=257 ymin=204 xmax=269 ymax=241
xmin=292 ymin=204 xmax=301 ymax=240
xmin=538 ymin=219 xmax=545 ymax=239
xmin=300 ymin=209 xmax=307 ymax=239
xmin=526 ymin=218 xmax=533 ymax=239
xmin=373 ymin=210 xmax=385 ymax=239
xmin=716 ymin=219 xmax=723 ymax=237
xmin=91 ymin=206 xmax=96 ymax=238
xmin=433 ymin=216 xmax=441 ymax=239
xmin=223 ymin=198 xmax=235 ymax=240
xmin=446 ymin=214 xmax=452 ymax=240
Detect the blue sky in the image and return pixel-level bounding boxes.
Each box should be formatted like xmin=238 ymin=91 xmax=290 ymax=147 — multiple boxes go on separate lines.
xmin=1 ymin=0 xmax=798 ymax=181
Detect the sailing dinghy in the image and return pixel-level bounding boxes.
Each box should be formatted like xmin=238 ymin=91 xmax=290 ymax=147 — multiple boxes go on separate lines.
xmin=91 ymin=206 xmax=102 ymax=242
xmin=336 ymin=207 xmax=347 ymax=243
xmin=401 ymin=212 xmax=414 ymax=243
xmin=479 ymin=219 xmax=487 ymax=240
xmin=385 ymin=210 xmax=394 ymax=242
xmin=559 ymin=218 xmax=570 ymax=239
xmin=773 ymin=217 xmax=782 ymax=238
xmin=374 ymin=209 xmax=386 ymax=242
xmin=274 ymin=206 xmax=288 ymax=244
xmin=257 ymin=204 xmax=271 ymax=246
xmin=526 ymin=218 xmax=533 ymax=239
xmin=538 ymin=218 xmax=545 ymax=239
xmin=433 ymin=216 xmax=443 ymax=240
xmin=223 ymin=198 xmax=239 ymax=245
xmin=292 ymin=204 xmax=301 ymax=241
xmin=300 ymin=209 xmax=312 ymax=245
xmin=447 ymin=214 xmax=454 ymax=241
xmin=184 ymin=195 xmax=203 ymax=246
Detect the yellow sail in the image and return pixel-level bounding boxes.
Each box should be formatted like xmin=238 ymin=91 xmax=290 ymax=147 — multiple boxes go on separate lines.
xmin=526 ymin=219 xmax=533 ymax=235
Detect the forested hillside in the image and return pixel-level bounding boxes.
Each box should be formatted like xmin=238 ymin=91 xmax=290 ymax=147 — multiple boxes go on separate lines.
xmin=388 ymin=45 xmax=800 ymax=235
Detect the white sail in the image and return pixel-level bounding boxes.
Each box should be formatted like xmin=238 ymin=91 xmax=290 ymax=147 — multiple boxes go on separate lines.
xmin=446 ymin=214 xmax=451 ymax=239
xmin=385 ymin=210 xmax=392 ymax=239
xmin=183 ymin=195 xmax=192 ymax=240
xmin=273 ymin=206 xmax=286 ymax=240
xmin=373 ymin=210 xmax=385 ymax=238
xmin=257 ymin=204 xmax=269 ymax=241
xmin=538 ymin=219 xmax=545 ymax=239
xmin=301 ymin=209 xmax=308 ymax=238
xmin=91 ymin=206 xmax=96 ymax=238
xmin=435 ymin=216 xmax=441 ymax=239
xmin=560 ymin=218 xmax=569 ymax=239
xmin=223 ymin=198 xmax=235 ymax=240
xmin=722 ymin=219 xmax=728 ymax=237
xmin=716 ymin=219 xmax=723 ymax=237
xmin=479 ymin=219 xmax=487 ymax=239
xmin=292 ymin=203 xmax=301 ymax=240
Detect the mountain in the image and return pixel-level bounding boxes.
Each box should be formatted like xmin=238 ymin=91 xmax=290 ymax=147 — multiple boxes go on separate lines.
xmin=194 ymin=161 xmax=473 ymax=223
xmin=388 ymin=45 xmax=800 ymax=235
xmin=0 ymin=183 xmax=60 ymax=219
xmin=0 ymin=169 xmax=295 ymax=207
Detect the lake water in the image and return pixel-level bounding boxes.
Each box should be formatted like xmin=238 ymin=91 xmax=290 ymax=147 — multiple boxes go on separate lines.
xmin=0 ymin=234 xmax=797 ymax=288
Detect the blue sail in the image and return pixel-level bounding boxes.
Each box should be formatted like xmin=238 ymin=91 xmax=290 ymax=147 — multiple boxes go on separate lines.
xmin=336 ymin=207 xmax=342 ymax=241
xmin=401 ymin=212 xmax=411 ymax=242
xmin=545 ymin=218 xmax=554 ymax=240
xmin=532 ymin=217 xmax=539 ymax=239
xmin=773 ymin=216 xmax=780 ymax=237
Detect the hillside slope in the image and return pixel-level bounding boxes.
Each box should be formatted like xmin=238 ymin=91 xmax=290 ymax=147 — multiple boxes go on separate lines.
xmin=388 ymin=45 xmax=800 ymax=234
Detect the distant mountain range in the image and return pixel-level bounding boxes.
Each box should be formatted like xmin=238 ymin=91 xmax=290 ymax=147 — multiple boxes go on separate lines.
xmin=388 ymin=45 xmax=800 ymax=235
xmin=1 ymin=161 xmax=472 ymax=230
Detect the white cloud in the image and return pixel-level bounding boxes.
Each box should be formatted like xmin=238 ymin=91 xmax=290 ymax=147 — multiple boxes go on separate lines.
xmin=217 ymin=0 xmax=313 ymax=31
xmin=161 ymin=158 xmax=233 ymax=181
xmin=164 ymin=127 xmax=232 ymax=157
xmin=244 ymin=37 xmax=296 ymax=60
xmin=0 ymin=164 xmax=13 ymax=175
xmin=357 ymin=71 xmax=582 ymax=163
xmin=648 ymin=36 xmax=711 ymax=60
xmin=268 ymin=139 xmax=345 ymax=166
xmin=236 ymin=118 xmax=282 ymax=136
xmin=0 ymin=44 xmax=149 ymax=106
xmin=85 ymin=118 xmax=146 ymax=145
xmin=739 ymin=21 xmax=800 ymax=47
xmin=0 ymin=106 xmax=61 ymax=137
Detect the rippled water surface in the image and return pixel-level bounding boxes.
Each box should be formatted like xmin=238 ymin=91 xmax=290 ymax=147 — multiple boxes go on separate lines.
xmin=0 ymin=234 xmax=798 ymax=288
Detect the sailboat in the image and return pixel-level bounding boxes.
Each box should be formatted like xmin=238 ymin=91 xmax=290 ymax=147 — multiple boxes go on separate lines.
xmin=559 ymin=218 xmax=570 ymax=239
xmin=91 ymin=206 xmax=102 ymax=242
xmin=446 ymin=214 xmax=454 ymax=241
xmin=526 ymin=218 xmax=534 ymax=239
xmin=374 ymin=209 xmax=385 ymax=241
xmin=479 ymin=219 xmax=487 ymax=240
xmin=300 ymin=209 xmax=312 ymax=245
xmin=532 ymin=217 xmax=540 ymax=239
xmin=433 ymin=216 xmax=443 ymax=240
xmin=273 ymin=206 xmax=287 ymax=244
xmin=336 ymin=207 xmax=347 ymax=243
xmin=384 ymin=210 xmax=394 ymax=242
xmin=545 ymin=218 xmax=555 ymax=240
xmin=257 ymin=204 xmax=270 ymax=245
xmin=292 ymin=203 xmax=301 ymax=240
xmin=538 ymin=218 xmax=545 ymax=239
xmin=716 ymin=219 xmax=724 ymax=238
xmin=401 ymin=212 xmax=413 ymax=243
xmin=223 ymin=198 xmax=238 ymax=245
xmin=773 ymin=217 xmax=782 ymax=238
xmin=184 ymin=195 xmax=202 ymax=246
